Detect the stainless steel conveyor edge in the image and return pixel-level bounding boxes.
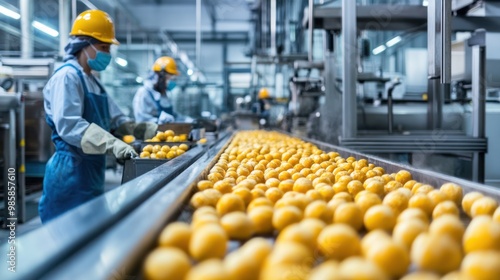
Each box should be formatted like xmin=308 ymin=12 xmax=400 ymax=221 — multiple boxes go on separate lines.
xmin=39 ymin=132 xmax=233 ymax=280
xmin=305 ymin=137 xmax=500 ymax=200
xmin=0 ymin=144 xmax=206 ymax=280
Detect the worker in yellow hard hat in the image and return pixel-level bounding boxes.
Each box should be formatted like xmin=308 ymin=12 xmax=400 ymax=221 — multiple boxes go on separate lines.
xmin=133 ymin=56 xmax=191 ymax=124
xmin=39 ymin=10 xmax=157 ymax=223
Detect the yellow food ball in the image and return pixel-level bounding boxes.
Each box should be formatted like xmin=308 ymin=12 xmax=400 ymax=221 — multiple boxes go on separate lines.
xmin=432 ymin=200 xmax=459 ymax=219
xmin=317 ymin=224 xmax=361 ymax=261
xmin=440 ymin=182 xmax=463 ymax=206
xmin=333 ymin=192 xmax=353 ymax=202
xmin=403 ymin=180 xmax=417 ymax=191
xmin=190 ymin=189 xmax=222 ymax=208
xmin=382 ymin=190 xmax=409 ymax=215
xmin=306 ymin=189 xmax=323 ymax=201
xmin=151 ymin=136 xmax=160 ymax=142
xmin=355 ymin=192 xmax=382 ymax=215
xmin=157 ymin=222 xmax=192 ymax=253
xmin=364 ymin=180 xmax=385 ymax=197
xmin=278 ymin=179 xmax=295 ymax=193
xmin=397 ymin=208 xmax=429 ymax=225
xmin=429 ymin=214 xmax=464 ymax=244
xmin=461 ymin=250 xmax=500 ymax=280
xmin=411 ymin=233 xmax=462 ymax=275
xmin=143 ymin=144 xmax=154 ymax=153
xmin=427 ymin=189 xmax=449 ymax=207
xmin=264 ymin=241 xmax=314 ymax=267
xmin=143 ymin=248 xmax=191 ymax=280
xmin=441 ymin=271 xmax=462 ymax=280
xmin=392 ymin=219 xmax=428 ymax=250
xmin=363 ymin=204 xmax=396 ymax=232
xmin=239 ymin=237 xmax=273 ymax=262
xmin=293 ymin=178 xmax=314 ymax=194
xmin=308 ymin=260 xmax=341 ymax=280
xmin=400 ymin=272 xmax=440 ymax=280
xmin=332 ymin=182 xmax=348 ymax=194
xmin=384 ymin=181 xmax=403 ymax=194
xmin=220 ymin=212 xmax=255 ymax=240
xmin=412 ymin=184 xmax=435 ymax=195
xmin=247 ymin=205 xmax=274 ymax=235
xmin=166 ymin=150 xmax=176 ymax=159
xmin=191 ymin=214 xmax=220 ymax=231
xmin=276 ymin=224 xmax=315 ymax=252
xmin=338 ymin=257 xmax=389 ymax=280
xmin=189 ymin=224 xmax=227 ymax=261
xmin=185 ymin=259 xmax=231 ymax=280
xmin=346 ymin=180 xmax=364 ymax=197
xmin=493 ymin=207 xmax=500 ymax=223
xmin=216 ymin=193 xmax=245 ymax=216
xmin=224 ymin=250 xmax=261 ymax=280
xmin=361 ymin=229 xmax=391 ymax=255
xmin=272 ymin=205 xmax=303 ymax=232
xmin=179 ymin=143 xmax=189 ymax=151
xmin=408 ymin=193 xmax=435 ymax=217
xmin=317 ymin=185 xmax=335 ymax=201
xmin=213 ymin=180 xmax=233 ymax=194
xmin=395 ymin=170 xmax=412 ymax=185
xmin=149 ymin=152 xmax=157 ymax=159
xmin=334 ymin=202 xmax=363 ymax=231
xmin=265 ymin=187 xmax=284 ymax=203
xmin=462 ymin=191 xmax=484 ymax=217
xmin=259 ymin=264 xmax=310 ymax=280
xmin=160 ymin=145 xmax=170 ymax=153
xmin=463 ymin=215 xmax=500 ymax=254
xmin=197 ymin=180 xmax=213 ymax=191
xmin=176 ymin=149 xmax=185 ymax=156
xmin=232 ymin=187 xmax=253 ymax=206
xmin=247 ymin=197 xmax=273 ymax=212
xmin=365 ymin=240 xmax=410 ymax=278
xmin=140 ymin=151 xmax=151 ymax=158
xmin=250 ymin=188 xmax=266 ymax=200
xmin=164 ymin=129 xmax=175 ymax=137
xmin=304 ymin=200 xmax=333 ymax=224
xmin=299 ymin=218 xmax=326 ymax=240
xmin=470 ymin=196 xmax=499 ymax=217
xmin=123 ymin=135 xmax=136 ymax=144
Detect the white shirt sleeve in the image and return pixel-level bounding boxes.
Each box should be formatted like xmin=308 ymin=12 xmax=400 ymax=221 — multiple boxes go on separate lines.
xmin=43 ymin=68 xmax=90 ymax=148
xmin=133 ymin=86 xmax=159 ymax=123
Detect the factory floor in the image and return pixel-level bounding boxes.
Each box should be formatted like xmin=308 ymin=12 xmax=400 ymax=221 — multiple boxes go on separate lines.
xmin=0 ymin=168 xmax=123 ymax=243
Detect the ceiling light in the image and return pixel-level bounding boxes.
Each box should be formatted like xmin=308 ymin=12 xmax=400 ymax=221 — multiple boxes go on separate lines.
xmin=187 ymin=69 xmax=193 ymax=76
xmin=422 ymin=0 xmax=429 ymax=7
xmin=115 ymin=57 xmax=128 ymax=67
xmin=0 ymin=5 xmax=20 ymax=19
xmin=386 ymin=36 xmax=402 ymax=47
xmin=372 ymin=45 xmax=387 ymax=55
xmin=32 ymin=21 xmax=58 ymax=37
xmin=136 ymin=76 xmax=143 ymax=83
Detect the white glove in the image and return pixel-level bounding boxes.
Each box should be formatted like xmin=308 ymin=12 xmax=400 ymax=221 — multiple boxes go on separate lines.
xmin=158 ymin=111 xmax=175 ymax=124
xmin=81 ymin=123 xmax=138 ymax=160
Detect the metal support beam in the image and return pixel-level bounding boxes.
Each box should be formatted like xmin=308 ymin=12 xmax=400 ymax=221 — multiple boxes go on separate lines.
xmin=470 ymin=30 xmax=486 ymax=183
xmin=270 ymin=0 xmax=277 ymax=56
xmin=59 ymin=0 xmax=71 ymax=58
xmin=308 ymin=0 xmax=314 ymax=61
xmin=342 ymin=0 xmax=357 ymax=139
xmin=20 ymin=0 xmax=33 ymax=58
xmin=427 ymin=0 xmax=444 ymax=130
xmin=196 ymin=0 xmax=202 ymax=68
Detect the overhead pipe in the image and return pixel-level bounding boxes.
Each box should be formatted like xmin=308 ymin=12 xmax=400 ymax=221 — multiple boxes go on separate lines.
xmin=342 ymin=0 xmax=357 ymax=139
xmin=196 ymin=0 xmax=202 ymax=68
xmin=20 ymin=0 xmax=33 ymax=58
xmin=308 ymin=0 xmax=314 ymax=61
xmin=59 ymin=0 xmax=71 ymax=57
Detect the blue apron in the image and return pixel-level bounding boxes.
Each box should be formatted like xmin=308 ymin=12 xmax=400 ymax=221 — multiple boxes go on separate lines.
xmin=39 ymin=63 xmax=110 ymax=223
xmin=146 ymin=88 xmax=177 ymax=120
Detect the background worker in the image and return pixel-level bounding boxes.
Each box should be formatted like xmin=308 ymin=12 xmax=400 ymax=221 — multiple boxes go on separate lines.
xmin=133 ymin=56 xmax=186 ymax=124
xmin=39 ymin=10 xmax=157 ymax=223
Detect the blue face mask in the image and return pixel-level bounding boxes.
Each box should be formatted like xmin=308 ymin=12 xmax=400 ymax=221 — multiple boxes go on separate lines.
xmin=85 ymin=44 xmax=112 ymax=71
xmin=167 ymin=80 xmax=177 ymax=91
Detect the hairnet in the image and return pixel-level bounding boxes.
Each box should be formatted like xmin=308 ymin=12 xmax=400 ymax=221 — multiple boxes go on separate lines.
xmin=63 ymin=36 xmax=100 ymax=62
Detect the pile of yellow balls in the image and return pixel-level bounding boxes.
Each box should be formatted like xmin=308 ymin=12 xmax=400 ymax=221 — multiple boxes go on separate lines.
xmin=140 ymin=143 xmax=189 ymax=159
xmin=146 ymin=129 xmax=188 ymax=143
xmin=142 ymin=130 xmax=500 ymax=280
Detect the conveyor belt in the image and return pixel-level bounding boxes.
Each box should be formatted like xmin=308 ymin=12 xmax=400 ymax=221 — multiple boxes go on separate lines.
xmin=0 ymin=143 xmax=207 ymax=280
xmin=30 ymin=131 xmax=500 ymax=279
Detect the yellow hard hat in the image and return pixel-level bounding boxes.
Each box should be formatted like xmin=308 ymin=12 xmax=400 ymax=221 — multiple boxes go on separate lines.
xmin=70 ymin=10 xmax=119 ymax=45
xmin=152 ymin=56 xmax=179 ymax=75
xmin=258 ymin=88 xmax=270 ymax=99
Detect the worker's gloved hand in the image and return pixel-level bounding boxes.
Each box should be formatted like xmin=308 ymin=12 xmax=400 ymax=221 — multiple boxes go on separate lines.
xmin=158 ymin=111 xmax=175 ymax=124
xmin=81 ymin=123 xmax=138 ymax=160
xmin=133 ymin=122 xmax=158 ymax=140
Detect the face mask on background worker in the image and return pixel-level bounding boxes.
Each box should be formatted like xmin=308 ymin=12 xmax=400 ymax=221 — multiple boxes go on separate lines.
xmin=84 ymin=44 xmax=112 ymax=71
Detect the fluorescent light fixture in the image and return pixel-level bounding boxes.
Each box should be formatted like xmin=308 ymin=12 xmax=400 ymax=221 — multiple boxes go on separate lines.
xmin=422 ymin=0 xmax=429 ymax=6
xmin=136 ymin=76 xmax=143 ymax=83
xmin=0 ymin=5 xmax=20 ymax=19
xmin=372 ymin=45 xmax=387 ymax=55
xmin=115 ymin=57 xmax=128 ymax=67
xmin=187 ymin=69 xmax=193 ymax=76
xmin=32 ymin=21 xmax=58 ymax=37
xmin=386 ymin=36 xmax=402 ymax=47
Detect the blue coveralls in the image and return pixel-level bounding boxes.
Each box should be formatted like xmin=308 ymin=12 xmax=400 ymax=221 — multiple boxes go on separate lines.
xmin=146 ymin=88 xmax=177 ymax=121
xmin=39 ymin=63 xmax=110 ymax=223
